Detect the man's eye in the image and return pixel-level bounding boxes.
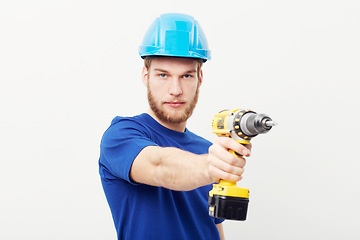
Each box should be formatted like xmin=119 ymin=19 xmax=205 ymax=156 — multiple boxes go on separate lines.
xmin=183 ymin=74 xmax=192 ymax=79
xmin=159 ymin=74 xmax=167 ymax=78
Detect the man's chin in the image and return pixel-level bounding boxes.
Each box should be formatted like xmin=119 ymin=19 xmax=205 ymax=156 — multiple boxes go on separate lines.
xmin=155 ymin=108 xmax=191 ymax=124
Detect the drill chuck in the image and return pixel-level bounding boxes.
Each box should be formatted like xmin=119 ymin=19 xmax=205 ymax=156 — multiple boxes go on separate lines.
xmin=242 ymin=113 xmax=274 ymax=136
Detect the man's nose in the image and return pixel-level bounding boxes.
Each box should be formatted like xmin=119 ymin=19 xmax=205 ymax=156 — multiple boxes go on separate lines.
xmin=169 ymin=79 xmax=183 ymax=96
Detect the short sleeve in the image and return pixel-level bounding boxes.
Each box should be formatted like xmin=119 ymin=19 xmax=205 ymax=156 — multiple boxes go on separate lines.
xmin=99 ymin=117 xmax=158 ymax=183
xmin=214 ymin=218 xmax=225 ymax=224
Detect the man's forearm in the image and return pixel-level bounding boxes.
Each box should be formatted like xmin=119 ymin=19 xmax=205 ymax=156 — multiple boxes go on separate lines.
xmin=154 ymin=147 xmax=214 ymax=190
xmin=130 ymin=146 xmax=213 ymax=191
xmin=216 ymin=223 xmax=225 ymax=240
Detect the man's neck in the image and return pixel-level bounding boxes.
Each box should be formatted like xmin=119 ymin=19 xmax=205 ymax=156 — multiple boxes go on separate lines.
xmin=147 ymin=109 xmax=187 ymax=132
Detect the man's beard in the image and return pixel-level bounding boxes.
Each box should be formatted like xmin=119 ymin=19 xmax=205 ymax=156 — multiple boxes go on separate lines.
xmin=147 ymin=83 xmax=200 ymax=124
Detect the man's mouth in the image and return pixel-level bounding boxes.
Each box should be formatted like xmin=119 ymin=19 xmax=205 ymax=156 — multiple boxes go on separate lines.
xmin=164 ymin=101 xmax=186 ymax=108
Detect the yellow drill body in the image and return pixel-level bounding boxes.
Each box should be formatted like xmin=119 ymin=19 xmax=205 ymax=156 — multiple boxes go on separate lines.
xmin=208 ymin=109 xmax=275 ymax=220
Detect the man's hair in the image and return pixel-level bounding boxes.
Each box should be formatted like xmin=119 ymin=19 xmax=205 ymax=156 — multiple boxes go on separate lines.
xmin=144 ymin=57 xmax=203 ymax=80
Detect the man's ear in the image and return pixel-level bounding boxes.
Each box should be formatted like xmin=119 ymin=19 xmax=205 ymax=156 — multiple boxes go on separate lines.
xmin=141 ymin=66 xmax=149 ymax=86
xmin=198 ymin=69 xmax=203 ymax=87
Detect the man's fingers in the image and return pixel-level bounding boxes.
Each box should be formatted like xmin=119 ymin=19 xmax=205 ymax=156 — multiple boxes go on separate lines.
xmin=214 ymin=137 xmax=251 ymax=157
xmin=209 ymin=143 xmax=246 ymax=168
xmin=244 ymin=143 xmax=252 ymax=156
xmin=208 ymin=153 xmax=245 ymax=175
xmin=207 ymin=137 xmax=252 ymax=182
xmin=208 ymin=164 xmax=243 ymax=183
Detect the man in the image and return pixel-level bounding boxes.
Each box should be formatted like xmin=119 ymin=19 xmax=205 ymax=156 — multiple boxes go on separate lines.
xmin=99 ymin=13 xmax=251 ymax=240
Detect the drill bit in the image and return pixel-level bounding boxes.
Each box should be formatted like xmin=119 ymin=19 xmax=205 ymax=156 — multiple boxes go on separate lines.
xmin=265 ymin=120 xmax=277 ymax=127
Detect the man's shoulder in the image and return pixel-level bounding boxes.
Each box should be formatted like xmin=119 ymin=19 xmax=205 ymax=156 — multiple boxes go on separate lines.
xmin=109 ymin=113 xmax=148 ymax=127
xmin=182 ymin=129 xmax=212 ymax=154
xmin=102 ymin=113 xmax=152 ymax=140
xmin=186 ymin=129 xmax=210 ymax=142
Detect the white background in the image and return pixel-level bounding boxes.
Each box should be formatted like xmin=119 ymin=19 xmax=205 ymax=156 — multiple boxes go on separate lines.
xmin=1 ymin=0 xmax=359 ymax=239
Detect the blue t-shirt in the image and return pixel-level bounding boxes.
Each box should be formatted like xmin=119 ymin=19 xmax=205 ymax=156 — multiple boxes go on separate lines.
xmin=99 ymin=113 xmax=224 ymax=240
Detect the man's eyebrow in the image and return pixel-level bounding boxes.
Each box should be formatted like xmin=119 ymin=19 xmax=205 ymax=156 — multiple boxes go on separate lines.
xmin=153 ymin=68 xmax=197 ymax=73
xmin=153 ymin=68 xmax=169 ymax=73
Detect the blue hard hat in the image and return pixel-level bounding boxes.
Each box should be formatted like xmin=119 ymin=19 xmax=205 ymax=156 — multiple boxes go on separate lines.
xmin=139 ymin=13 xmax=211 ymax=62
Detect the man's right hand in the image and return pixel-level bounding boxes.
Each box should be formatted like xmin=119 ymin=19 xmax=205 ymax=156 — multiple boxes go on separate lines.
xmin=207 ymin=137 xmax=252 ymax=183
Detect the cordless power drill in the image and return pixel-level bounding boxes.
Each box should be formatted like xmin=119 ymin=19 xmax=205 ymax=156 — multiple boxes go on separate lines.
xmin=208 ymin=109 xmax=276 ymax=220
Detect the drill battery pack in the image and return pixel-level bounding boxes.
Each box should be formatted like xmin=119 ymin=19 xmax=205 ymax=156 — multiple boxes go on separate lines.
xmin=208 ymin=194 xmax=249 ymax=220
